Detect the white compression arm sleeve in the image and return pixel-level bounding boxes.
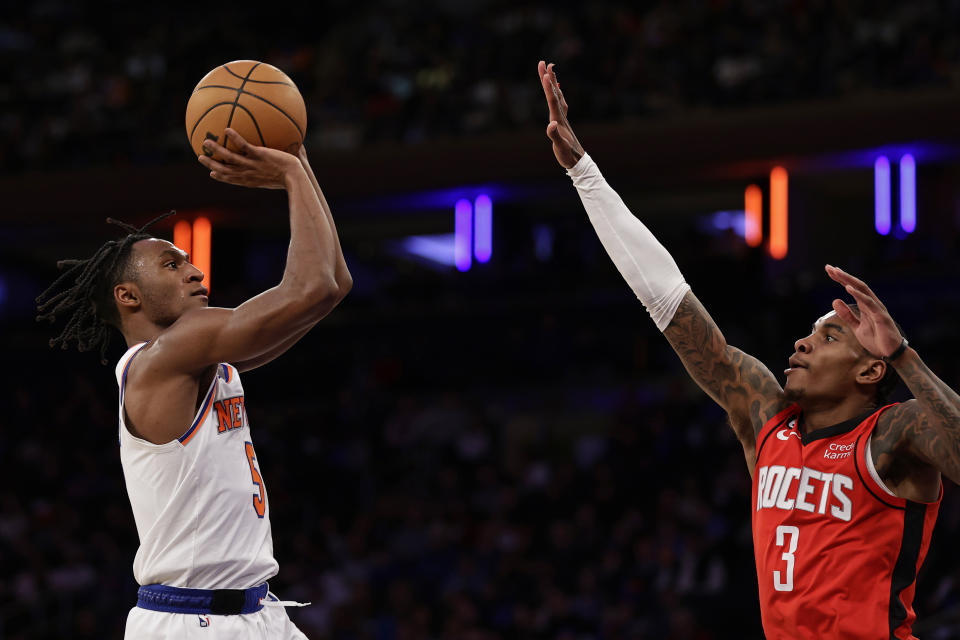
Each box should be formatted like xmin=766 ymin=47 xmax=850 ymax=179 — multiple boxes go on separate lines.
xmin=567 ymin=153 xmax=690 ymax=331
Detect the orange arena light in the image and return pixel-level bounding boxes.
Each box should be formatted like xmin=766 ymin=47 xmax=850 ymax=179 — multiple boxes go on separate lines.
xmin=744 ymin=184 xmax=763 ymax=247
xmin=769 ymin=167 xmax=788 ymax=260
xmin=192 ymin=217 xmax=211 ymax=291
xmin=173 ymin=220 xmax=192 ymax=255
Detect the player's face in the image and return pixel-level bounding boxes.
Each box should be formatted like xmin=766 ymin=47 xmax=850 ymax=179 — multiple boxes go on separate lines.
xmin=128 ymin=239 xmax=208 ymax=326
xmin=783 ymin=311 xmax=871 ymax=403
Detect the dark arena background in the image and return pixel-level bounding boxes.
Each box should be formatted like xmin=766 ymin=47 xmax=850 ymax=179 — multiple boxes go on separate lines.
xmin=4 ymin=2 xmax=960 ymax=638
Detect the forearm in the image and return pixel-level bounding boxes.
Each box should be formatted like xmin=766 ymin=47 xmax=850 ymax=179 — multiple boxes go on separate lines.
xmin=567 ymin=153 xmax=689 ymax=330
xmin=299 ymin=154 xmax=352 ymax=288
xmin=281 ymin=168 xmax=345 ymax=301
xmin=894 ymin=348 xmax=960 ymax=441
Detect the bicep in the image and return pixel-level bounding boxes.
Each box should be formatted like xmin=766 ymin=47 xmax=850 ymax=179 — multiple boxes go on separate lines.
xmin=151 ymin=289 xmax=327 ymax=374
xmin=888 ymin=400 xmax=960 ymax=484
xmin=664 ymin=291 xmax=786 ymax=439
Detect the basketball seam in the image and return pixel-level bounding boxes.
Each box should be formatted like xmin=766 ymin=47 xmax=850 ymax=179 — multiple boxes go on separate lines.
xmin=234 ymin=103 xmax=266 ymax=146
xmin=190 ymin=102 xmax=235 ymax=142
xmin=195 ymin=85 xmax=304 ymax=138
xmin=235 ymin=91 xmax=305 ymax=139
xmin=225 ymin=63 xmax=262 ymax=148
xmin=222 ymin=64 xmax=293 ymax=85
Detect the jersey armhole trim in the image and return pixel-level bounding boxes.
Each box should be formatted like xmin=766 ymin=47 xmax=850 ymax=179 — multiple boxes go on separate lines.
xmin=119 ymin=342 xmax=149 ymax=405
xmin=854 ymin=433 xmax=905 ymax=510
xmin=177 ymin=365 xmax=222 ymax=446
xmin=864 ymin=436 xmax=899 ymax=497
xmin=178 ymin=373 xmax=219 ymax=446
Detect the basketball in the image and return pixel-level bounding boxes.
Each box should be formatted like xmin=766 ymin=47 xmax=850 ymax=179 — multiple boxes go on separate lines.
xmin=185 ymin=60 xmax=307 ymax=157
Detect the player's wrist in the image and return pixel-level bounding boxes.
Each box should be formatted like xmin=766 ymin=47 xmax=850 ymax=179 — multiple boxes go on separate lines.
xmin=882 ymin=337 xmax=910 ymax=364
xmin=565 ymin=152 xmax=593 ymax=178
xmin=281 ymin=162 xmax=309 ymax=190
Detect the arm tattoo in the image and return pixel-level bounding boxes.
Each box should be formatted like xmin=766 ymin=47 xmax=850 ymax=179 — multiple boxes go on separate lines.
xmin=876 ymin=354 xmax=960 ymax=485
xmin=663 ymin=291 xmax=786 ymax=444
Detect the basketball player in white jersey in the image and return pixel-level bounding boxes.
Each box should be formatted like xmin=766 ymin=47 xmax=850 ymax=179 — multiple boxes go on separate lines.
xmin=36 ymin=128 xmax=351 ymax=638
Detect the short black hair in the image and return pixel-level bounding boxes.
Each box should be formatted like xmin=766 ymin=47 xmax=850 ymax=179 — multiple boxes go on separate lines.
xmin=35 ymin=212 xmax=175 ymax=364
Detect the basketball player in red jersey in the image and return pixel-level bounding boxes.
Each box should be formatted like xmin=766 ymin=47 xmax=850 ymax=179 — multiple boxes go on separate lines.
xmin=539 ymin=60 xmax=960 ymax=639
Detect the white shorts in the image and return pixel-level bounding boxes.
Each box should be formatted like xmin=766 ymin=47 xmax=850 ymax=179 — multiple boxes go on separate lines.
xmin=125 ymin=593 xmax=309 ymax=639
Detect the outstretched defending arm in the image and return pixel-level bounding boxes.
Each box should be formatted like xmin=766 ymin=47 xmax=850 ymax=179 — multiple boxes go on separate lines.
xmin=539 ymin=61 xmax=786 ymax=463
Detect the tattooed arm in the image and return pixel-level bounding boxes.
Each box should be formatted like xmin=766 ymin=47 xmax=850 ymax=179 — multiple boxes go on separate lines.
xmin=893 ymin=353 xmax=960 ymax=485
xmin=827 ymin=265 xmax=957 ymax=499
xmin=871 ymin=352 xmax=960 ymax=501
xmin=664 ymin=292 xmax=789 ymax=470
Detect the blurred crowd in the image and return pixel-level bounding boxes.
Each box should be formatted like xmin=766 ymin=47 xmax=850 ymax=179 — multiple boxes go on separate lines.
xmin=5 ymin=227 xmax=960 ymax=639
xmin=3 ymin=0 xmax=960 ymax=173
xmin=6 ymin=1 xmax=960 ymax=637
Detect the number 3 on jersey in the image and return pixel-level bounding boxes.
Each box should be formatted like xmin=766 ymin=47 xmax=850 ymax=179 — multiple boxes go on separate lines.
xmin=244 ymin=441 xmax=266 ymax=518
xmin=774 ymin=525 xmax=799 ymax=591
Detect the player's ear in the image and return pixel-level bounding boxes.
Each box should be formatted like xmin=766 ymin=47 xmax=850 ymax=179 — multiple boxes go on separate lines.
xmin=114 ymin=282 xmax=142 ymax=311
xmin=855 ymin=357 xmax=886 ymax=386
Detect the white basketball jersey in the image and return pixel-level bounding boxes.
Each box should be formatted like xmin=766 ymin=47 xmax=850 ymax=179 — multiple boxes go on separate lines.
xmin=116 ymin=342 xmax=279 ymax=589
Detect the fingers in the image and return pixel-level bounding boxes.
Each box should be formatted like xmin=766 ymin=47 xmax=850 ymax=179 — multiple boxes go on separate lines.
xmin=843 ymin=282 xmax=885 ymax=315
xmin=198 ymin=160 xmax=244 ymax=185
xmin=197 ymin=153 xmax=232 ymax=174
xmin=546 ymin=121 xmax=574 ymax=149
xmin=832 ymin=299 xmax=861 ymax=329
xmin=204 ymin=129 xmax=255 ymax=165
xmin=540 ymin=61 xmax=567 ymax=123
xmin=541 ymin=72 xmax=561 ymax=118
xmin=826 ymin=264 xmax=889 ymax=315
xmin=546 ymin=121 xmax=561 ymax=142
xmin=223 ymin=128 xmax=254 ymax=156
xmin=197 ymin=150 xmax=256 ymax=185
xmin=548 ymin=64 xmax=571 ymax=120
xmin=825 ymin=265 xmax=883 ymax=303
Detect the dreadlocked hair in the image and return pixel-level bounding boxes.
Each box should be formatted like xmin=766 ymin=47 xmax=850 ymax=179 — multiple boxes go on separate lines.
xmin=35 ymin=211 xmax=176 ymax=364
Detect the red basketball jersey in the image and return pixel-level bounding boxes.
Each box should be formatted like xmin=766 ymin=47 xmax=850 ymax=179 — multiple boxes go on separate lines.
xmin=752 ymin=404 xmax=940 ymax=639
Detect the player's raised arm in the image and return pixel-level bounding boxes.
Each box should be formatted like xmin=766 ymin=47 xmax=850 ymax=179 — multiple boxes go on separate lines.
xmin=826 ymin=266 xmax=960 ymax=485
xmin=227 ymin=143 xmax=353 ymax=373
xmin=147 ymin=128 xmax=351 ymax=374
xmin=538 ymin=61 xmax=787 ymax=458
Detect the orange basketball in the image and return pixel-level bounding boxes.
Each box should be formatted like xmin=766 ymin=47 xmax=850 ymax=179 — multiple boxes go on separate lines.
xmin=185 ymin=60 xmax=307 ymax=157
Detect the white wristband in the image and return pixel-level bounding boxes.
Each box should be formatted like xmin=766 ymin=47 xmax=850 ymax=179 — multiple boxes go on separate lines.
xmin=567 ymin=153 xmax=690 ymax=331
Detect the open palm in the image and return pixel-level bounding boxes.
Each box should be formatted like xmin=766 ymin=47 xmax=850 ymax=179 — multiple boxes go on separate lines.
xmin=825 ymin=265 xmax=904 ymax=358
xmin=538 ymin=60 xmax=584 ymax=169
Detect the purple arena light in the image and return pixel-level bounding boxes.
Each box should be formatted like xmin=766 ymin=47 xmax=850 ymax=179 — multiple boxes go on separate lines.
xmin=455 ymin=199 xmax=473 ymax=271
xmin=874 ymin=156 xmax=891 ymax=236
xmin=400 ymin=234 xmax=457 ymax=267
xmin=899 ymin=154 xmax=916 ymax=233
xmin=473 ymin=195 xmax=492 ymax=263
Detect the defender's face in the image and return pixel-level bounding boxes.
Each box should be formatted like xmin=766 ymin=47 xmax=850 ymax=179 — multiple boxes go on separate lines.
xmin=128 ymin=239 xmax=207 ymax=326
xmin=783 ymin=311 xmax=868 ymax=403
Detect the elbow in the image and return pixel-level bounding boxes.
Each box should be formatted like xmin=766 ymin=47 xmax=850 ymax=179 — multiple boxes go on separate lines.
xmin=338 ymin=270 xmax=354 ymax=298
xmin=304 ymin=275 xmax=350 ymax=314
